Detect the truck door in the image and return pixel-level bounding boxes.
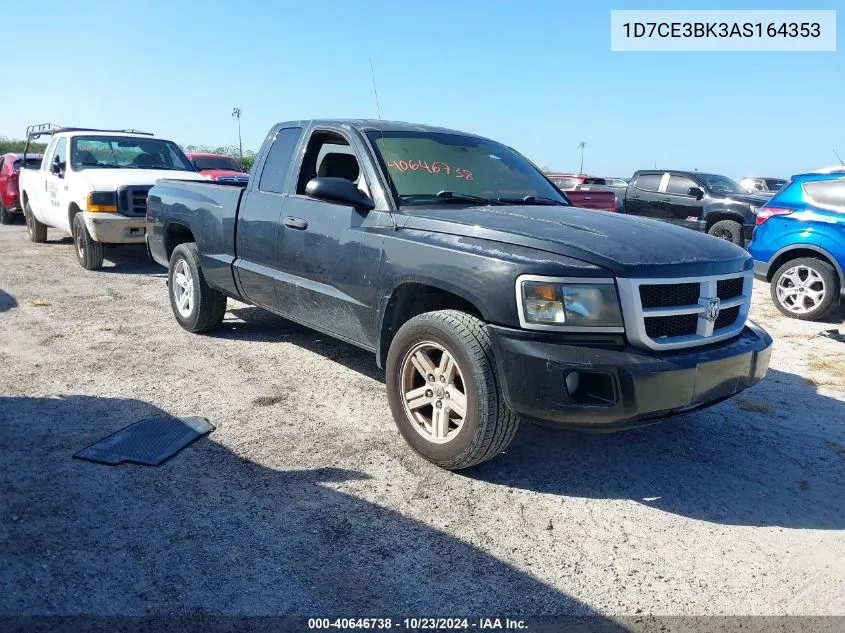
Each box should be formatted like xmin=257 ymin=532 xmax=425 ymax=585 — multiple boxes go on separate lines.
xmin=276 ymin=128 xmax=384 ymax=349
xmin=43 ymin=137 xmax=69 ymax=230
xmin=28 ymin=137 xmax=57 ymax=220
xmin=625 ymin=172 xmax=666 ymax=218
xmin=234 ymin=126 xmax=304 ymax=309
xmin=664 ymin=173 xmax=705 ymax=229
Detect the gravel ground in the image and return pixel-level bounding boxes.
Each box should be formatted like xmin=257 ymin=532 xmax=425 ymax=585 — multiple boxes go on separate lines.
xmin=1 ymin=221 xmax=844 ymax=618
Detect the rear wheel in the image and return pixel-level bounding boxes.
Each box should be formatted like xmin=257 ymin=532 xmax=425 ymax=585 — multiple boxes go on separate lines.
xmin=708 ymin=219 xmax=743 ymax=246
xmin=72 ymin=213 xmax=104 ymax=270
xmin=385 ymin=310 xmax=520 ymax=470
xmin=24 ymin=200 xmax=47 ymax=242
xmin=0 ymin=204 xmax=12 ymax=225
xmin=168 ymin=242 xmax=227 ymax=332
xmin=770 ymin=257 xmax=838 ymax=321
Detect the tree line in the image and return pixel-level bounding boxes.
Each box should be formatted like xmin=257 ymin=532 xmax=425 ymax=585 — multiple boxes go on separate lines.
xmin=0 ymin=137 xmax=256 ymax=172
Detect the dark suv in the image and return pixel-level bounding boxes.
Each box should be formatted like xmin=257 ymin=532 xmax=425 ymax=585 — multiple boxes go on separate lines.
xmin=622 ymin=170 xmax=769 ymax=247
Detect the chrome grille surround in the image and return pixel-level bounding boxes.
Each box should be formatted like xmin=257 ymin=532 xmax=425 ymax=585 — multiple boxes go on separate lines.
xmin=616 ymin=271 xmax=753 ymax=351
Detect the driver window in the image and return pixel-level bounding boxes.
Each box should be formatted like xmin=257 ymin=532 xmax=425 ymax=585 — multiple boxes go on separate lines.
xmin=666 ymin=174 xmax=697 ymax=195
xmin=297 ymin=132 xmax=367 ymax=196
xmin=53 ymin=138 xmax=68 ymax=178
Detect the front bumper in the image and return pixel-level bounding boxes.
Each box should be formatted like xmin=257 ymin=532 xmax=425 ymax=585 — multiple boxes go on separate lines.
xmin=489 ymin=321 xmax=772 ymax=430
xmin=82 ymin=212 xmax=147 ymax=244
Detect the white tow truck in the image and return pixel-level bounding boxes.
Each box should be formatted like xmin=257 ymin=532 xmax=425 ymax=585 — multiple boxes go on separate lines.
xmin=18 ymin=124 xmax=205 ymax=270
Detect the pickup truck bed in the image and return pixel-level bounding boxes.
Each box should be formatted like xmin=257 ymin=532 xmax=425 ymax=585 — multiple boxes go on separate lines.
xmin=146 ymin=118 xmax=771 ymax=471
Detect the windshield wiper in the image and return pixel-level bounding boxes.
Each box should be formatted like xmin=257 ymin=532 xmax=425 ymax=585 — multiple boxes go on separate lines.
xmin=436 ymin=191 xmax=502 ymax=205
xmin=497 ymin=195 xmax=568 ymax=206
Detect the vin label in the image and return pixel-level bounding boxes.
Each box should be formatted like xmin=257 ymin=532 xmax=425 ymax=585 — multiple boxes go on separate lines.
xmin=610 ymin=10 xmax=836 ymax=51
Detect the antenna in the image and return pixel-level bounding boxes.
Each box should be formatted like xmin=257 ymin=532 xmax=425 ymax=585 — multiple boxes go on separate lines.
xmin=834 ymin=149 xmax=844 ymax=166
xmin=368 ymin=56 xmax=396 ymax=231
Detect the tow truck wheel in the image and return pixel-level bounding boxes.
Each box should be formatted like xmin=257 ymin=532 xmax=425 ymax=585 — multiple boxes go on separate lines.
xmin=24 ymin=201 xmax=47 ymax=243
xmin=707 ymin=220 xmax=743 ymax=246
xmin=386 ymin=310 xmax=520 ymax=470
xmin=72 ymin=213 xmax=104 ymax=270
xmin=168 ymin=242 xmax=227 ymax=332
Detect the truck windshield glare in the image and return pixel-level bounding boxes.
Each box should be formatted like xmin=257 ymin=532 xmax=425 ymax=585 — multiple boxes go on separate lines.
xmin=369 ymin=131 xmax=566 ymax=206
xmin=71 ymin=136 xmax=194 ymax=171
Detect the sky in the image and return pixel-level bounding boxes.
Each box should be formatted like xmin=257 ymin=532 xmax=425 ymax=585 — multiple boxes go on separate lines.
xmin=5 ymin=0 xmax=843 ymax=181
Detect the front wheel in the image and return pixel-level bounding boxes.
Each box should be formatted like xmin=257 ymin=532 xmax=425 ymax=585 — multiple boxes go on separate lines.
xmin=707 ymin=219 xmax=744 ymax=246
xmin=72 ymin=213 xmax=104 ymax=270
xmin=385 ymin=310 xmax=520 ymax=470
xmin=770 ymin=257 xmax=838 ymax=321
xmin=168 ymin=242 xmax=227 ymax=332
xmin=24 ymin=201 xmax=47 ymax=242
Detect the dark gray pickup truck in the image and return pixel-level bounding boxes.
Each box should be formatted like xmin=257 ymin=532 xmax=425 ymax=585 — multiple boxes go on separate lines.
xmin=146 ymin=119 xmax=772 ymax=470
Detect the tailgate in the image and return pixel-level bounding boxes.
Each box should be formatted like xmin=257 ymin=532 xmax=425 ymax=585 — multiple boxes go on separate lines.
xmin=566 ymin=190 xmax=617 ymax=211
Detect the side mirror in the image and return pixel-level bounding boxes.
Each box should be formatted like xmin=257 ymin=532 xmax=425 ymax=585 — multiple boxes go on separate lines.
xmin=687 ymin=186 xmax=704 ymax=200
xmin=51 ymin=155 xmax=65 ymax=176
xmin=305 ymin=177 xmax=374 ymax=211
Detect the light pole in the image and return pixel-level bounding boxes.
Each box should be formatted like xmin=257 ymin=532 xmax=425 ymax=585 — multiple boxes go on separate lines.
xmin=232 ymin=107 xmax=243 ymax=160
xmin=577 ymin=141 xmax=585 ymax=174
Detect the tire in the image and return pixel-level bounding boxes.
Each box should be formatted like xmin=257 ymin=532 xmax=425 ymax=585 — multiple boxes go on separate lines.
xmin=24 ymin=200 xmax=47 ymax=243
xmin=707 ymin=219 xmax=744 ymax=246
xmin=0 ymin=205 xmax=11 ymax=225
xmin=72 ymin=213 xmax=104 ymax=270
xmin=168 ymin=242 xmax=227 ymax=332
xmin=770 ymin=257 xmax=838 ymax=321
xmin=385 ymin=309 xmax=520 ymax=470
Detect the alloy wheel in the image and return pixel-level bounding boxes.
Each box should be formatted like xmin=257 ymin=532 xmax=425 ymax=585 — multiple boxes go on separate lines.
xmin=172 ymin=259 xmax=195 ymax=318
xmin=400 ymin=341 xmax=468 ymax=444
xmin=776 ymin=265 xmax=826 ymax=314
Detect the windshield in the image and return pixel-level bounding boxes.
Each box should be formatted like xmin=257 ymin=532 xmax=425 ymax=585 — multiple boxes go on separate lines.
xmin=70 ymin=136 xmax=194 ymax=171
xmin=192 ymin=155 xmax=244 ymax=172
xmin=699 ymin=174 xmax=745 ymax=194
xmin=369 ymin=131 xmax=567 ymax=206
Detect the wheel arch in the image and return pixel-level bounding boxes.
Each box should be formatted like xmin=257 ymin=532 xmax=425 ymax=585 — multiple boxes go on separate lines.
xmin=164 ymin=222 xmax=196 ymax=261
xmin=705 ymin=210 xmax=747 ymax=231
xmin=766 ymin=245 xmax=844 ymax=289
xmin=377 ymin=281 xmax=485 ymax=369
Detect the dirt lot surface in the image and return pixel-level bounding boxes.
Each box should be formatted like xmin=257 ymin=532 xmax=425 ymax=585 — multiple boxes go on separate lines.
xmin=1 ymin=222 xmax=844 ymax=618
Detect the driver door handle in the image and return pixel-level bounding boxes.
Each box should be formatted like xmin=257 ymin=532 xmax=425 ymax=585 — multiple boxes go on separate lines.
xmin=284 ymin=216 xmax=308 ymax=230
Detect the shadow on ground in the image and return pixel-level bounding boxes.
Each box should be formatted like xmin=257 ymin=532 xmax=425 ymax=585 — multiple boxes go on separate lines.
xmin=210 ymin=307 xmax=844 ymax=530
xmin=0 ymin=289 xmax=16 ymax=313
xmin=0 ymin=395 xmax=615 ymax=619
xmin=220 ymin=307 xmax=383 ymax=381
xmin=100 ymin=244 xmax=164 ymax=276
xmin=471 ymin=367 xmax=845 ymax=530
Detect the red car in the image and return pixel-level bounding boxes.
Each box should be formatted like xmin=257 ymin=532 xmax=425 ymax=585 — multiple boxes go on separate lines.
xmin=186 ymin=152 xmax=249 ymax=183
xmin=0 ymin=153 xmax=43 ymax=224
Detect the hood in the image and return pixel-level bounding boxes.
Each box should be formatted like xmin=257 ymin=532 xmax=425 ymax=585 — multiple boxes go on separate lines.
xmin=714 ymin=192 xmax=770 ymax=206
xmin=199 ymin=168 xmax=249 ymax=180
xmin=400 ymin=205 xmax=751 ymax=277
xmin=82 ymin=169 xmax=208 ymax=190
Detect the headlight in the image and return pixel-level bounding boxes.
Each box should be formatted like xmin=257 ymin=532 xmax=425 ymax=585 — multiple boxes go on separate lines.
xmin=517 ymin=276 xmax=623 ymax=330
xmin=87 ymin=191 xmax=118 ymax=213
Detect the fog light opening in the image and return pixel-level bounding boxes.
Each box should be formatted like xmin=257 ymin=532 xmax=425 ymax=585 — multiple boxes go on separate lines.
xmin=565 ymin=370 xmax=616 ymax=406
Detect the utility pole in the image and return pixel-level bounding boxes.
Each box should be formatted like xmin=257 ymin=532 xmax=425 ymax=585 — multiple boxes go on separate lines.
xmin=232 ymin=107 xmax=243 ymax=160
xmin=577 ymin=141 xmax=585 ymax=174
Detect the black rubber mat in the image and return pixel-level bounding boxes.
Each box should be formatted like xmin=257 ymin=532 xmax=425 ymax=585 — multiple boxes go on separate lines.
xmin=74 ymin=416 xmax=215 ymax=466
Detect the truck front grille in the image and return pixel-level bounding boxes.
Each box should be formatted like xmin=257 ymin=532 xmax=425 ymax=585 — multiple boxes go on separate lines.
xmin=617 ymin=272 xmax=752 ymax=351
xmin=117 ymin=186 xmax=153 ymax=216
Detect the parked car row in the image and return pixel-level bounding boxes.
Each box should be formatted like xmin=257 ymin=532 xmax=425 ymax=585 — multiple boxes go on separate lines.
xmin=544 ymin=167 xmax=843 ymax=322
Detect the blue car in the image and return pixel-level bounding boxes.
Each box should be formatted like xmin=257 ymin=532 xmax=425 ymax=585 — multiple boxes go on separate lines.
xmin=748 ymin=172 xmax=845 ymax=320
